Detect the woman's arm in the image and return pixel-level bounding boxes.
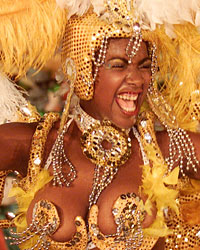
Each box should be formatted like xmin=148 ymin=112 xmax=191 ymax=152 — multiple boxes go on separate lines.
xmin=186 ymin=131 xmax=200 ymax=179
xmin=0 ymin=122 xmax=37 ymax=176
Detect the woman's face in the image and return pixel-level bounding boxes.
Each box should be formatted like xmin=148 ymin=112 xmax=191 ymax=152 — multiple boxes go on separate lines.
xmin=80 ymin=38 xmax=151 ymax=129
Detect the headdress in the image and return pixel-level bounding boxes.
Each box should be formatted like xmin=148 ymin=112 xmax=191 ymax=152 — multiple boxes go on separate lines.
xmin=0 ymin=0 xmax=199 ymax=132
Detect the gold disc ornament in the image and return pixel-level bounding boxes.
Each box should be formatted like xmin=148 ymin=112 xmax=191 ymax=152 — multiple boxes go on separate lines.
xmin=80 ymin=120 xmax=132 ymax=167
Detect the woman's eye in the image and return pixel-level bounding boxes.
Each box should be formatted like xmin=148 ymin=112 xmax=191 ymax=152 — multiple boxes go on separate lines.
xmin=112 ymin=63 xmax=126 ymax=69
xmin=139 ymin=63 xmax=151 ymax=70
xmin=104 ymin=60 xmax=127 ymax=70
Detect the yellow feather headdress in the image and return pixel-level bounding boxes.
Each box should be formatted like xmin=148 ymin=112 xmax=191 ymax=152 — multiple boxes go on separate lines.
xmin=0 ymin=0 xmax=67 ymax=79
xmin=0 ymin=0 xmax=199 ymax=131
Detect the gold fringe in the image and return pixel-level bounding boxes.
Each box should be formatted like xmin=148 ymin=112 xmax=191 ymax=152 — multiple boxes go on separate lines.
xmin=0 ymin=0 xmax=67 ymax=79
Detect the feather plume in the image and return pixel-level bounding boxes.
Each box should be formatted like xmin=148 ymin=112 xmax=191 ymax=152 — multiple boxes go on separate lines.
xmin=135 ymin=0 xmax=200 ymax=36
xmin=90 ymin=0 xmax=105 ymax=16
xmin=141 ymin=144 xmax=179 ymax=237
xmin=56 ymin=0 xmax=105 ymax=18
xmin=56 ymin=0 xmax=91 ymax=18
xmin=56 ymin=0 xmax=200 ymax=37
xmin=0 ymin=0 xmax=67 ymax=79
xmin=158 ymin=24 xmax=200 ymax=130
xmin=0 ymin=75 xmax=28 ymax=124
xmin=0 ymin=74 xmax=40 ymax=124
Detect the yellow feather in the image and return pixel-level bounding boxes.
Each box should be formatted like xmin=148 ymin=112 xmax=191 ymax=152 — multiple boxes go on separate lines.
xmin=0 ymin=0 xmax=67 ymax=79
xmin=9 ymin=170 xmax=53 ymax=228
xmin=144 ymin=24 xmax=200 ymax=131
xmin=140 ymin=144 xmax=179 ymax=237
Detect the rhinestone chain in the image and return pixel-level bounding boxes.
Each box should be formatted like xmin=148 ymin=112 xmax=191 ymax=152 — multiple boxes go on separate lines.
xmin=52 ymin=118 xmax=77 ymax=187
xmin=88 ymin=165 xmax=119 ymax=209
xmin=165 ymin=127 xmax=199 ymax=176
xmin=149 ymin=43 xmax=158 ymax=85
xmin=148 ymin=44 xmax=199 ymax=176
xmin=126 ymin=23 xmax=143 ymax=64
xmin=6 ymin=220 xmax=55 ymax=249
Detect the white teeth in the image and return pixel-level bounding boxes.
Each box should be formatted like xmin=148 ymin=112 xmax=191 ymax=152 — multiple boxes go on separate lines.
xmin=123 ymin=106 xmax=136 ymax=112
xmin=117 ymin=94 xmax=138 ymax=101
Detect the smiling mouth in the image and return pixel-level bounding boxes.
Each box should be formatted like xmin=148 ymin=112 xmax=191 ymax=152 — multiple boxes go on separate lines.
xmin=116 ymin=92 xmax=139 ymax=114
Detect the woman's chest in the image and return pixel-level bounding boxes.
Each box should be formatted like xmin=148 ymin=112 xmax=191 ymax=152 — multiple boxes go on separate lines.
xmin=26 ymin=149 xmax=151 ymax=243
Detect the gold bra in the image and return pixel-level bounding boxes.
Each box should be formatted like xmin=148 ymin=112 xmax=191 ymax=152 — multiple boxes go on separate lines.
xmin=15 ymin=192 xmax=157 ymax=250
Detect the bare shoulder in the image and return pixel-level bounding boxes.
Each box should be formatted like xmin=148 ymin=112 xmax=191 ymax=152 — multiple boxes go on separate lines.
xmin=0 ymin=122 xmax=38 ymax=174
xmin=155 ymin=130 xmax=169 ymax=158
xmin=188 ymin=131 xmax=200 ymax=154
xmin=0 ymin=121 xmax=37 ymax=135
xmin=155 ymin=129 xmax=200 ymax=157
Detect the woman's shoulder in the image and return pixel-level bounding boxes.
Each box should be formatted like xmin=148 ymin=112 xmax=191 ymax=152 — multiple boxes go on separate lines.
xmin=0 ymin=115 xmax=60 ymax=174
xmin=155 ymin=130 xmax=169 ymax=158
xmin=0 ymin=121 xmax=38 ymax=135
xmin=0 ymin=122 xmax=39 ymax=174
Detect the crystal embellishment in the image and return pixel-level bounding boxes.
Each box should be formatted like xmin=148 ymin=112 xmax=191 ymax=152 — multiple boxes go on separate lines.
xmin=112 ymin=208 xmax=119 ymax=216
xmin=144 ymin=133 xmax=152 ymax=143
xmin=34 ymin=157 xmax=41 ymax=165
xmin=140 ymin=120 xmax=147 ymax=128
xmin=196 ymin=231 xmax=200 ymax=238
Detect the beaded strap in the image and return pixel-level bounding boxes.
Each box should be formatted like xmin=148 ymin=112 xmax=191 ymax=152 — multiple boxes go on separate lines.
xmin=137 ymin=111 xmax=165 ymax=165
xmin=19 ymin=112 xmax=60 ymax=191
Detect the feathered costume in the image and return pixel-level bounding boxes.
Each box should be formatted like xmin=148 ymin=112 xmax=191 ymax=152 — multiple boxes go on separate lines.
xmin=0 ymin=0 xmax=199 ymax=249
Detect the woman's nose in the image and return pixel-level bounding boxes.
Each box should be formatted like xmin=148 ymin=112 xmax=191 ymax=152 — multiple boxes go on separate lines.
xmin=125 ymin=68 xmax=144 ymax=87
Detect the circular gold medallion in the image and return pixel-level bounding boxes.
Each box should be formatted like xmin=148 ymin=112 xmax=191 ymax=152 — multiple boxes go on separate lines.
xmin=81 ymin=120 xmax=132 ymax=167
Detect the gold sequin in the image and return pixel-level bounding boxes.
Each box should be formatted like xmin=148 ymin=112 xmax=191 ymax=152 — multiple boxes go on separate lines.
xmin=89 ymin=193 xmax=158 ymax=249
xmin=19 ymin=112 xmax=60 ymax=190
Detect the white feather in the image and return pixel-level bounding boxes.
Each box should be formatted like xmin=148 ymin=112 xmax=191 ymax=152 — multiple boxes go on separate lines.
xmin=56 ymin=0 xmax=91 ymax=18
xmin=90 ymin=0 xmax=105 ymax=16
xmin=195 ymin=11 xmax=200 ymax=26
xmin=0 ymin=75 xmax=28 ymax=124
xmin=135 ymin=0 xmax=200 ymax=36
xmin=56 ymin=0 xmax=200 ymax=37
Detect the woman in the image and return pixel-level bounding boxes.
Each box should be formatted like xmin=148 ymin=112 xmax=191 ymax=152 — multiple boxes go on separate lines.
xmin=0 ymin=0 xmax=200 ymax=249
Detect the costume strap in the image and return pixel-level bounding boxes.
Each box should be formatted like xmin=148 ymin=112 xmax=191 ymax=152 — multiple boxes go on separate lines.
xmin=19 ymin=112 xmax=60 ymax=191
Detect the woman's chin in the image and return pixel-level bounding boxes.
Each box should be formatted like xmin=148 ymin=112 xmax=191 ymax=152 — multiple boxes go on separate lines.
xmin=111 ymin=116 xmax=137 ymax=130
